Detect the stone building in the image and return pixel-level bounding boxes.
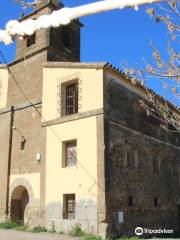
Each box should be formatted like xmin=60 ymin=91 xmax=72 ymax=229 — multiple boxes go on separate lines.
xmin=0 ymin=0 xmax=180 ymax=238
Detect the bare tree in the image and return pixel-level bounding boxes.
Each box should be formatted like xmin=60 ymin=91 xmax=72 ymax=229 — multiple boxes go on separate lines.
xmin=124 ymin=0 xmax=180 ymax=131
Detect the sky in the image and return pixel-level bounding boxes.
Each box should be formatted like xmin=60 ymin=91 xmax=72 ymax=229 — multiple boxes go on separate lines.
xmin=0 ymin=0 xmax=177 ymax=103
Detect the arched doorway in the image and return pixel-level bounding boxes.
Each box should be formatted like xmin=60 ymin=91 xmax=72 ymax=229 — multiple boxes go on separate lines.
xmin=10 ymin=185 xmax=29 ymax=224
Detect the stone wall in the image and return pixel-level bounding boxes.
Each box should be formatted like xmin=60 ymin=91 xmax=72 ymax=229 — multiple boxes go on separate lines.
xmin=104 ymin=78 xmax=180 ymax=237
xmin=10 ymin=105 xmax=45 ymax=175
xmin=8 ymin=52 xmax=47 ymax=106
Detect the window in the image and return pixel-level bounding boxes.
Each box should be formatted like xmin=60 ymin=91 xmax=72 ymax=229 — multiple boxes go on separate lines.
xmin=62 ymin=81 xmax=78 ymax=116
xmin=127 ymin=196 xmax=134 ymax=207
xmin=62 ymin=27 xmax=70 ymax=48
xmin=27 ymin=33 xmax=36 ymax=47
xmin=153 ymin=197 xmax=159 ymax=207
xmin=63 ymin=194 xmax=75 ymax=219
xmin=62 ymin=140 xmax=77 ymax=168
xmin=20 ymin=137 xmax=26 ymax=150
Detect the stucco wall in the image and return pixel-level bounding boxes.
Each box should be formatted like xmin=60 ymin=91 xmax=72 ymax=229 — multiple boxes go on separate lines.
xmin=42 ymin=67 xmax=104 ymax=121
xmin=45 ymin=116 xmax=99 ymax=233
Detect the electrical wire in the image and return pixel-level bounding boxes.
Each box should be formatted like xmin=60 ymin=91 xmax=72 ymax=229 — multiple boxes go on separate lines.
xmin=0 ymin=49 xmax=105 ymax=193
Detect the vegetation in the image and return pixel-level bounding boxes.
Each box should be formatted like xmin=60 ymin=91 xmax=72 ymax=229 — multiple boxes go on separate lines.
xmin=71 ymin=225 xmax=139 ymax=240
xmin=115 ymin=237 xmax=139 ymax=240
xmin=124 ymin=0 xmax=180 ymax=131
xmin=71 ymin=224 xmax=101 ymax=240
xmin=0 ymin=221 xmax=19 ymax=229
xmin=0 ymin=221 xmax=46 ymax=233
xmin=0 ymin=221 xmax=139 ymax=239
xmin=0 ymin=221 xmax=28 ymax=231
xmin=71 ymin=224 xmax=85 ymax=237
xmin=30 ymin=226 xmax=47 ymax=233
xmin=13 ymin=224 xmax=28 ymax=231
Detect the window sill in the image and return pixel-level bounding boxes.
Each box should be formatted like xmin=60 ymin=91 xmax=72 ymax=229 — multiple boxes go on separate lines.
xmin=63 ymin=218 xmax=76 ymax=221
xmin=62 ymin=166 xmax=78 ymax=169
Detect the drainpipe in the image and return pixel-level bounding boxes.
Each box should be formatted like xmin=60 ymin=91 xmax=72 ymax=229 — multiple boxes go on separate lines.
xmin=5 ymin=106 xmax=14 ymax=218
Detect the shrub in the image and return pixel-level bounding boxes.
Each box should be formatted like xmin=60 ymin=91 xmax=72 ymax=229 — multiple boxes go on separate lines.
xmin=0 ymin=221 xmax=29 ymax=232
xmin=0 ymin=221 xmax=19 ymax=229
xmin=31 ymin=226 xmax=47 ymax=233
xmin=72 ymin=224 xmax=85 ymax=237
xmin=71 ymin=224 xmax=103 ymax=240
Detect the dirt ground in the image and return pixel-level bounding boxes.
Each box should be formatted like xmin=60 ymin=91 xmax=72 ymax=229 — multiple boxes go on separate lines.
xmin=0 ymin=230 xmax=179 ymax=240
xmin=0 ymin=229 xmax=78 ymax=240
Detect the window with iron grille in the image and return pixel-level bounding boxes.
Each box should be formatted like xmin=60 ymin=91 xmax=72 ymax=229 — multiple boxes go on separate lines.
xmin=62 ymin=81 xmax=78 ymax=116
xmin=62 ymin=140 xmax=77 ymax=168
xmin=27 ymin=33 xmax=36 ymax=47
xmin=63 ymin=194 xmax=75 ymax=219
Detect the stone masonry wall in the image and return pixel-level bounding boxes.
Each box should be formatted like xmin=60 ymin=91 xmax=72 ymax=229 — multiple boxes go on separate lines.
xmin=10 ymin=105 xmax=45 ymax=175
xmin=104 ymin=77 xmax=180 ymax=237
xmin=8 ymin=52 xmax=47 ymax=106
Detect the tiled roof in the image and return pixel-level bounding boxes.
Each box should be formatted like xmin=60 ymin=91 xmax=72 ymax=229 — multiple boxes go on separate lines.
xmin=42 ymin=61 xmax=180 ymax=113
xmin=104 ymin=62 xmax=180 ymax=112
xmin=0 ymin=64 xmax=7 ymax=68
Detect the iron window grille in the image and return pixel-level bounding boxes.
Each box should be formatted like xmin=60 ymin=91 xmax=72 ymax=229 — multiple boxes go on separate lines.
xmin=63 ymin=194 xmax=75 ymax=219
xmin=57 ymin=73 xmax=82 ymax=117
xmin=64 ymin=81 xmax=78 ymax=115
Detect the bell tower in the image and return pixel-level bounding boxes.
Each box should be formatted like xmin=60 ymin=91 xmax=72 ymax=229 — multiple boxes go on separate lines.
xmin=16 ymin=0 xmax=83 ymax=62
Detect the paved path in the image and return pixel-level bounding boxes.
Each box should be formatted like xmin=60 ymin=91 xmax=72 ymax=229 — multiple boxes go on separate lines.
xmin=0 ymin=230 xmax=78 ymax=240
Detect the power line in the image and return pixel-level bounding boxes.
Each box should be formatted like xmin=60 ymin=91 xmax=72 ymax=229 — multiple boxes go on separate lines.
xmin=0 ymin=49 xmax=105 ymax=193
